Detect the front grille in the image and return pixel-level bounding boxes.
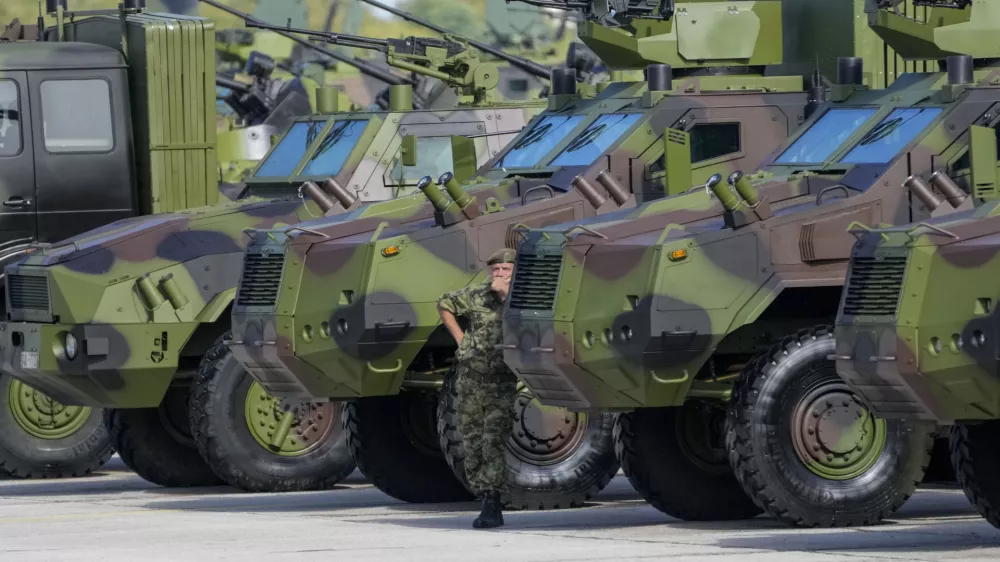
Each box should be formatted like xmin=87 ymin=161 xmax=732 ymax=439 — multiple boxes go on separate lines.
xmin=236 ymin=252 xmax=285 ymax=307
xmin=8 ymin=274 xmax=50 ymax=311
xmin=509 ymin=252 xmax=563 ymax=312
xmin=842 ymin=255 xmax=907 ymax=316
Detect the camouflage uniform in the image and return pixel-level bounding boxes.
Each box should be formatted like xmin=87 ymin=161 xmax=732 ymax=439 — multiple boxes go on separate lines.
xmin=437 ymin=251 xmax=517 ymax=496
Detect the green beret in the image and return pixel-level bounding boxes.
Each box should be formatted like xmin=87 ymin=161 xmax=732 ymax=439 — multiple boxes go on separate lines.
xmin=487 ymin=248 xmax=516 ymax=265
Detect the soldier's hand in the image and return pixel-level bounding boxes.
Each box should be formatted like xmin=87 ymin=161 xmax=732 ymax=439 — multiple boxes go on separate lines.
xmin=491 ymin=277 xmax=511 ymax=300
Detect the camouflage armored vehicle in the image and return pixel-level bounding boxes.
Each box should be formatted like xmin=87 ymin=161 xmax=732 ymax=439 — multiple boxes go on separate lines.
xmin=0 ymin=4 xmax=553 ymax=491
xmin=833 ymin=194 xmax=1000 ymax=530
xmin=502 ymin=0 xmax=990 ymax=527
xmin=0 ymin=0 xmax=221 ymax=479
xmin=224 ymin=0 xmax=919 ymax=509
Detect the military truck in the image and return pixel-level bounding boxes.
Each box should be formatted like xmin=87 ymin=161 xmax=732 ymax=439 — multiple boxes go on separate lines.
xmin=501 ymin=0 xmax=991 ymax=527
xmin=223 ymin=0 xmax=922 ymax=509
xmin=0 ymin=1 xmax=554 ymax=492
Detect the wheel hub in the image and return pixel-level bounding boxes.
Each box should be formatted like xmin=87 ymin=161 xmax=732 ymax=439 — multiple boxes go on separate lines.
xmin=507 ymin=389 xmax=586 ymax=465
xmin=791 ymin=385 xmax=886 ymax=480
xmin=8 ymin=379 xmax=92 ymax=440
xmin=244 ymin=381 xmax=337 ymax=457
xmin=676 ymin=401 xmax=729 ymax=474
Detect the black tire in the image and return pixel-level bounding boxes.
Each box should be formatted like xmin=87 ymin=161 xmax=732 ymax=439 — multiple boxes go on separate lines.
xmin=726 ymin=326 xmax=934 ymax=528
xmin=0 ymin=373 xmax=113 ymax=478
xmin=189 ymin=334 xmax=355 ymax=492
xmin=106 ymin=383 xmax=221 ymax=487
xmin=437 ymin=371 xmax=619 ymax=510
xmin=346 ymin=391 xmax=473 ymax=503
xmin=616 ymin=402 xmax=762 ymax=521
xmin=951 ymin=421 xmax=1000 ymax=530
xmin=922 ymin=435 xmax=956 ymax=483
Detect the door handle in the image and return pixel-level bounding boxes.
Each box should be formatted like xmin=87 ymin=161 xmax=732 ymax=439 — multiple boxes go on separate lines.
xmin=3 ymin=197 xmax=32 ymax=208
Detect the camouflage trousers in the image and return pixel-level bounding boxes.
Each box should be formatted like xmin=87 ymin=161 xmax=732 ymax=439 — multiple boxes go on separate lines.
xmin=456 ymin=368 xmax=517 ymax=496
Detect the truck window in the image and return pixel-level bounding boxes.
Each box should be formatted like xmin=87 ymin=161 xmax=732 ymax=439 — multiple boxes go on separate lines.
xmin=0 ymin=80 xmax=21 ymax=157
xmin=689 ymin=122 xmax=741 ymax=163
xmin=40 ymin=79 xmax=114 ymax=153
xmin=388 ymin=136 xmax=454 ymax=186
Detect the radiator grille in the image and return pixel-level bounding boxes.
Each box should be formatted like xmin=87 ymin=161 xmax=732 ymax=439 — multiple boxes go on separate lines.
xmin=509 ymin=252 xmax=563 ymax=312
xmin=8 ymin=274 xmax=50 ymax=312
xmin=236 ymin=252 xmax=285 ymax=307
xmin=842 ymin=256 xmax=907 ymax=316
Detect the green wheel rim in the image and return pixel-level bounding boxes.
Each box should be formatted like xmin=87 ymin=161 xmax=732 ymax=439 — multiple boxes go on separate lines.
xmin=244 ymin=380 xmax=336 ymax=457
xmin=8 ymin=379 xmax=93 ymax=440
xmin=507 ymin=382 xmax=587 ymax=466
xmin=791 ymin=383 xmax=887 ymax=481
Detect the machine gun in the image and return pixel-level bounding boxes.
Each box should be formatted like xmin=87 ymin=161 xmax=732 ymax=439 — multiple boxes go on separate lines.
xmin=197 ymin=0 xmax=417 ymax=93
xmin=508 ymin=0 xmax=673 ymax=25
xmin=357 ymin=0 xmax=552 ymax=83
xmin=245 ymin=20 xmax=510 ymax=105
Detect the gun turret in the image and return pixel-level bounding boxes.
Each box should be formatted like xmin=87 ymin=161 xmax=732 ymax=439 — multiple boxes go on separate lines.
xmin=197 ymin=0 xmax=417 ymax=91
xmin=358 ymin=0 xmax=552 ymax=81
xmin=866 ymin=0 xmax=994 ymax=60
xmin=508 ymin=0 xmax=784 ymax=75
xmin=245 ymin=19 xmax=506 ymax=105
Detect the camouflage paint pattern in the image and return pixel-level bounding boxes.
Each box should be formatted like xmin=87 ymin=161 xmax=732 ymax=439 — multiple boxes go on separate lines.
xmin=503 ymin=65 xmax=996 ymax=412
xmin=835 ymin=200 xmax=1000 ymax=423
xmin=230 ymin=77 xmax=810 ymax=401
xmin=0 ymin=103 xmax=543 ymax=409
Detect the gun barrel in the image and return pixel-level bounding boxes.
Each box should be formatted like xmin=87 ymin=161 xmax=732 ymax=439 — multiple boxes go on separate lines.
xmin=216 ymin=76 xmax=251 ymax=95
xmin=199 ymin=0 xmax=416 ymax=88
xmin=245 ymin=20 xmax=390 ymax=51
xmin=359 ymin=0 xmax=552 ymax=80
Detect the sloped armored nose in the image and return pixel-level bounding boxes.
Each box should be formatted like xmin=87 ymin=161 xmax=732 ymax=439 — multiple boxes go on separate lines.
xmin=834 ymin=324 xmax=928 ymax=420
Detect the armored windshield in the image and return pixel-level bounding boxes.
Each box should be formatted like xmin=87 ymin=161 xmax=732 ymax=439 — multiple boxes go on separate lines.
xmin=549 ymin=113 xmax=644 ymax=167
xmin=254 ymin=121 xmax=327 ymax=177
xmin=301 ymin=119 xmax=369 ymax=176
xmin=775 ymin=108 xmax=878 ymax=164
xmin=494 ymin=114 xmax=585 ymax=168
xmin=840 ymin=108 xmax=944 ymax=164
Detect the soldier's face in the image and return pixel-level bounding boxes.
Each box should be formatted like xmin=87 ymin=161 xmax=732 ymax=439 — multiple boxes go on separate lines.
xmin=489 ymin=263 xmax=514 ymax=281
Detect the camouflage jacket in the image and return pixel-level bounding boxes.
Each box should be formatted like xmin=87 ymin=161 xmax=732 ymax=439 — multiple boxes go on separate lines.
xmin=437 ymin=280 xmax=511 ymax=375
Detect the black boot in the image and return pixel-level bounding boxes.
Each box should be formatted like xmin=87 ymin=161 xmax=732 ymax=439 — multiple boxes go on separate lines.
xmin=472 ymin=491 xmax=504 ymax=529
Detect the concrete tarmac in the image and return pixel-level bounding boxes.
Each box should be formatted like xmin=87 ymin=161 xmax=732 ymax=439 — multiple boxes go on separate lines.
xmin=1 ymin=458 xmax=998 ymax=561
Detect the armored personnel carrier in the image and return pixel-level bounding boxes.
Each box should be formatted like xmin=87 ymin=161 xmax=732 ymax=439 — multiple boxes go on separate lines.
xmin=223 ymin=0 xmax=918 ymax=509
xmin=502 ymin=0 xmax=990 ymax=526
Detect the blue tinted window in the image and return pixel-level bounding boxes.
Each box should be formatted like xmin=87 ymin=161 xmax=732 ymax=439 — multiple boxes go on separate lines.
xmin=255 ymin=121 xmax=326 ymax=177
xmin=494 ymin=115 xmax=585 ymax=168
xmin=550 ymin=113 xmax=644 ymax=166
xmin=840 ymin=108 xmax=944 ymax=164
xmin=775 ymin=108 xmax=878 ymax=164
xmin=302 ymin=119 xmax=369 ymax=176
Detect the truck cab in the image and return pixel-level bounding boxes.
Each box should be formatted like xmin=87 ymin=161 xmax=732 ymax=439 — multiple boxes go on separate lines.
xmin=0 ymin=42 xmax=133 ymax=255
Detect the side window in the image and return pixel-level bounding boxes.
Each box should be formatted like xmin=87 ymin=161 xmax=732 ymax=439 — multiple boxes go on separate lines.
xmin=689 ymin=122 xmax=741 ymax=163
xmin=40 ymin=79 xmax=114 ymax=153
xmin=388 ymin=136 xmax=454 ymax=186
xmin=0 ymin=80 xmax=21 ymax=157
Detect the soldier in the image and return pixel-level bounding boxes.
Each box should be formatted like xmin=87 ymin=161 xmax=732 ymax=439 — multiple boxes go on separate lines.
xmin=437 ymin=248 xmax=517 ymax=529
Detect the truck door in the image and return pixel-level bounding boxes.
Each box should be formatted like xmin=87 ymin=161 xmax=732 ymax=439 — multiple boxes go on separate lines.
xmin=27 ymin=69 xmax=135 ymax=243
xmin=0 ymin=71 xmax=37 ymax=264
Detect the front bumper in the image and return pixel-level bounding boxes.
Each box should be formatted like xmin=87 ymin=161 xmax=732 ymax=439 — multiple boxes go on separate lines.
xmin=836 ymin=322 xmax=1000 ymax=422
xmin=231 ymin=311 xmax=430 ymax=400
xmin=0 ymin=321 xmax=196 ymax=408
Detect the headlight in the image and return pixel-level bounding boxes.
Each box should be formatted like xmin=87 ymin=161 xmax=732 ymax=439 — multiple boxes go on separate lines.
xmin=63 ymin=333 xmax=78 ymax=360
